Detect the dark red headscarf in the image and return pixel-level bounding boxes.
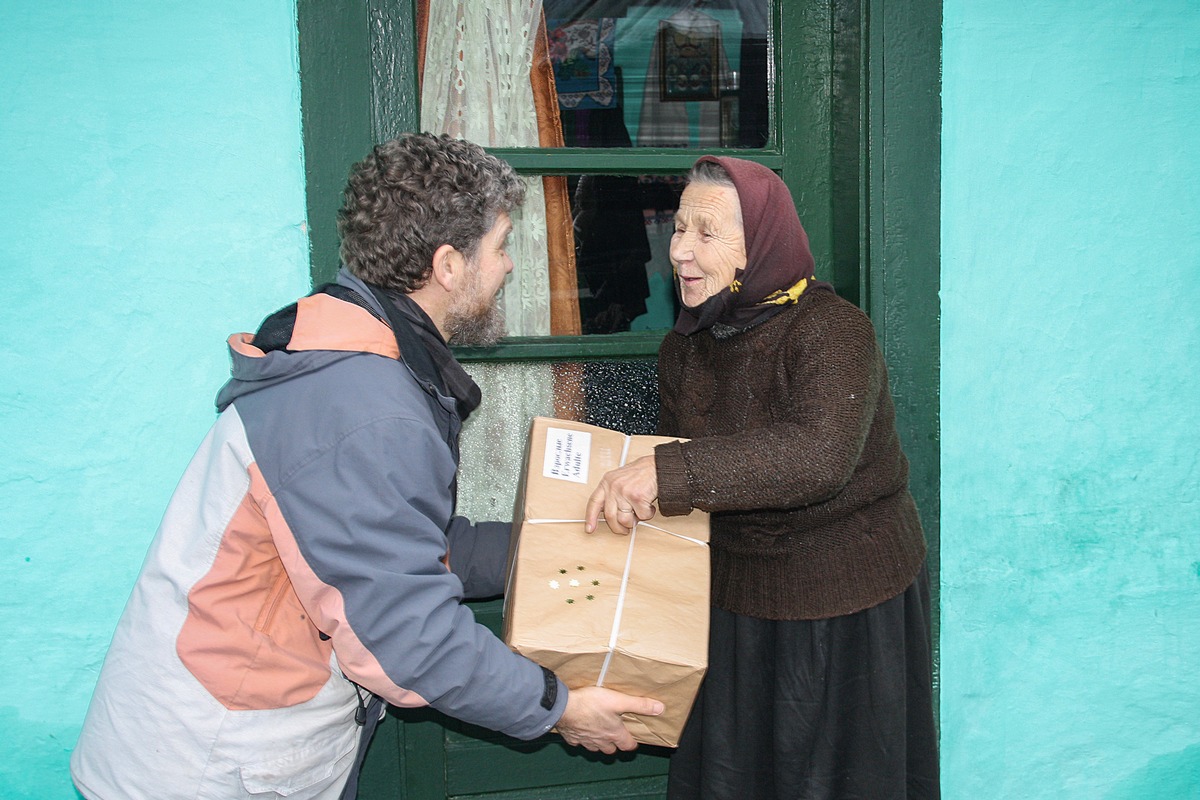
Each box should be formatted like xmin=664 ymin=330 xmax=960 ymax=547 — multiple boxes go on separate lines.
xmin=673 ymin=156 xmax=830 ymax=335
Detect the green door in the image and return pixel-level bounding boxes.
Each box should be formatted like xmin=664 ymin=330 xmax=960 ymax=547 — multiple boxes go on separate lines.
xmin=296 ymin=1 xmax=940 ymax=797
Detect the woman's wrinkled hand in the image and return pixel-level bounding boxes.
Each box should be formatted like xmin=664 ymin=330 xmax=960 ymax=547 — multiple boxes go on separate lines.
xmin=584 ymin=455 xmax=659 ymax=535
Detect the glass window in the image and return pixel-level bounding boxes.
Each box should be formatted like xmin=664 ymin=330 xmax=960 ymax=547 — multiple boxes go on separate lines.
xmin=417 ymin=0 xmax=771 ymax=340
xmin=545 ymin=1 xmax=770 ymax=149
xmin=468 ymin=171 xmax=684 ymax=338
xmin=566 ymin=172 xmax=684 ymax=334
xmin=457 ymin=359 xmax=659 ymax=521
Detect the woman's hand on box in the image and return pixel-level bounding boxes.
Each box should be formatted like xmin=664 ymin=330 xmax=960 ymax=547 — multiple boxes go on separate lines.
xmin=584 ymin=455 xmax=659 ymax=535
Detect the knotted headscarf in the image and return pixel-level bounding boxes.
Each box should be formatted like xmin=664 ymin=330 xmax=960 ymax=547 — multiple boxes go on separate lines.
xmin=673 ymin=156 xmax=831 ymax=335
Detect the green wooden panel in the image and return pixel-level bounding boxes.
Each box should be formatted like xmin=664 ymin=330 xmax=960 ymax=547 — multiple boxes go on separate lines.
xmin=298 ymin=0 xmax=420 ymax=287
xmin=445 ymin=735 xmax=670 ymax=797
xmin=831 ymin=0 xmax=865 ymax=307
xmin=367 ymin=0 xmax=420 ymax=144
xmin=777 ymin=1 xmax=835 ymax=291
xmin=863 ymin=0 xmax=942 ymax=705
xmin=484 ymin=148 xmax=782 ymax=174
xmin=401 ymin=712 xmax=450 ymax=798
xmin=455 ymin=775 xmax=668 ymax=800
xmin=296 ymin=0 xmax=376 ymax=286
xmin=358 ymin=705 xmax=404 ymax=798
xmin=453 ymin=333 xmax=666 ymax=363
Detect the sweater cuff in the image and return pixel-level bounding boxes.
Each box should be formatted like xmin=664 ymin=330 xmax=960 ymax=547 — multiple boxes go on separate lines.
xmin=654 ymin=440 xmax=693 ymax=517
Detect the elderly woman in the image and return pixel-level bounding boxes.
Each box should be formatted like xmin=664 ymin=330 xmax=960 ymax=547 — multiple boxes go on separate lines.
xmin=586 ymin=156 xmax=939 ymax=799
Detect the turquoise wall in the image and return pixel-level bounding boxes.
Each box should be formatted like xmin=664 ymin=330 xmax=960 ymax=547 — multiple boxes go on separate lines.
xmin=941 ymin=2 xmax=1200 ymax=798
xmin=0 ymin=3 xmax=311 ymax=798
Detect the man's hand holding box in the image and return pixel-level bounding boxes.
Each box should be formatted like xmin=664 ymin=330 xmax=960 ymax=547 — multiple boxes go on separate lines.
xmin=503 ymin=417 xmax=710 ymax=748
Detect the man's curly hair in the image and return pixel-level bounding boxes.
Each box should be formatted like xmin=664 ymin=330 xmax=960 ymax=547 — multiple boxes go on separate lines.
xmin=337 ymin=132 xmax=525 ymax=293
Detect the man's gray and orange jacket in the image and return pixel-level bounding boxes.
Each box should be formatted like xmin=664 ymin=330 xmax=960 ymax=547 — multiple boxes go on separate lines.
xmin=71 ymin=269 xmax=566 ymax=799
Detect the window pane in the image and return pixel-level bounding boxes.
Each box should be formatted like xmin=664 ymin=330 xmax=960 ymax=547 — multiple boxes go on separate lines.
xmin=494 ymin=172 xmax=684 ymax=338
xmin=543 ymin=0 xmax=769 ymax=148
xmin=458 ymin=360 xmax=659 ymax=522
xmin=571 ymin=173 xmax=683 ymax=333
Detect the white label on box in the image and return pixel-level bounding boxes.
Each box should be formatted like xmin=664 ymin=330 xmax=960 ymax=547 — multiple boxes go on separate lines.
xmin=543 ymin=427 xmax=591 ymax=484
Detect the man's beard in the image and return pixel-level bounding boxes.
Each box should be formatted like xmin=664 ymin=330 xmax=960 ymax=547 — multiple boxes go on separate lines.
xmin=444 ymin=268 xmax=507 ymax=346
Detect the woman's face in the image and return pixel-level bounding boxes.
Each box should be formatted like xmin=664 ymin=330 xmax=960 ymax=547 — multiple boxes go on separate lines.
xmin=670 ymin=182 xmax=747 ymax=308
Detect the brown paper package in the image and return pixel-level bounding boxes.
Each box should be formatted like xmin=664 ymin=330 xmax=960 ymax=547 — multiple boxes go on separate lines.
xmin=503 ymin=417 xmax=710 ymax=747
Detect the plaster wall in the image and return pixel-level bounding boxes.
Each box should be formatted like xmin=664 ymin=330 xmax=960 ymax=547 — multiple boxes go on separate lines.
xmin=940 ymin=1 xmax=1200 ymax=797
xmin=0 ymin=3 xmax=310 ymax=797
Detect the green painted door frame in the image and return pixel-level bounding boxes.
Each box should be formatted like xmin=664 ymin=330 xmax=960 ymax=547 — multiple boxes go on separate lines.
xmin=295 ymin=1 xmax=939 ymax=796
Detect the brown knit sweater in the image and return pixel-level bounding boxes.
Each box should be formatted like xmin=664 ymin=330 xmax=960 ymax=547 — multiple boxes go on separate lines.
xmin=654 ymin=289 xmax=927 ymax=620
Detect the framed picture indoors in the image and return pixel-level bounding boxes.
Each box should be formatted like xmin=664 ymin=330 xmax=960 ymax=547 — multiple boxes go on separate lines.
xmin=658 ymin=19 xmax=720 ymax=101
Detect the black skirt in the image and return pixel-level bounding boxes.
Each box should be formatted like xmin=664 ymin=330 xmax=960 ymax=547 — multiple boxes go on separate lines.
xmin=667 ymin=568 xmax=939 ymax=800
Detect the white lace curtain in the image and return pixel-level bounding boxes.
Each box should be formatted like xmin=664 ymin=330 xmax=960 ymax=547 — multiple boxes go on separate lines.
xmin=420 ymin=0 xmax=552 ymax=337
xmin=420 ymin=0 xmax=558 ymax=520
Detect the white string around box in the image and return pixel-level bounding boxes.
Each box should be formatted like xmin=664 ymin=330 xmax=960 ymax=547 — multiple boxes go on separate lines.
xmin=516 ymin=433 xmax=708 ymax=688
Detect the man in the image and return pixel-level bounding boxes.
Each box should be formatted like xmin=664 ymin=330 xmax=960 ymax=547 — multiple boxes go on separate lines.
xmin=70 ymin=132 xmax=662 ymax=800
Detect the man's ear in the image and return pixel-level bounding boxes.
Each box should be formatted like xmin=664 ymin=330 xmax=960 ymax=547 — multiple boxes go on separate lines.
xmin=430 ymin=243 xmax=466 ymax=293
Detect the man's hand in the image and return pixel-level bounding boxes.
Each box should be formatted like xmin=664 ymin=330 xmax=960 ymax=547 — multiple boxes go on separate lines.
xmin=555 ymin=685 xmax=665 ymax=754
xmin=584 ymin=455 xmax=659 ymax=535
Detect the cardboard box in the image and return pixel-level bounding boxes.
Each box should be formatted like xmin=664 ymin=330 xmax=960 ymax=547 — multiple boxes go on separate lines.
xmin=503 ymin=417 xmax=710 ymax=747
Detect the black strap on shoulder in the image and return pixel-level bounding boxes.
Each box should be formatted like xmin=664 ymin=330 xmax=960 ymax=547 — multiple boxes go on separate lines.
xmin=362 ymin=284 xmax=447 ymax=398
xmin=314 ymin=282 xmax=446 ymax=398
xmin=315 ymin=282 xmax=381 ymax=319
xmin=249 ymin=304 xmax=299 ymax=353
